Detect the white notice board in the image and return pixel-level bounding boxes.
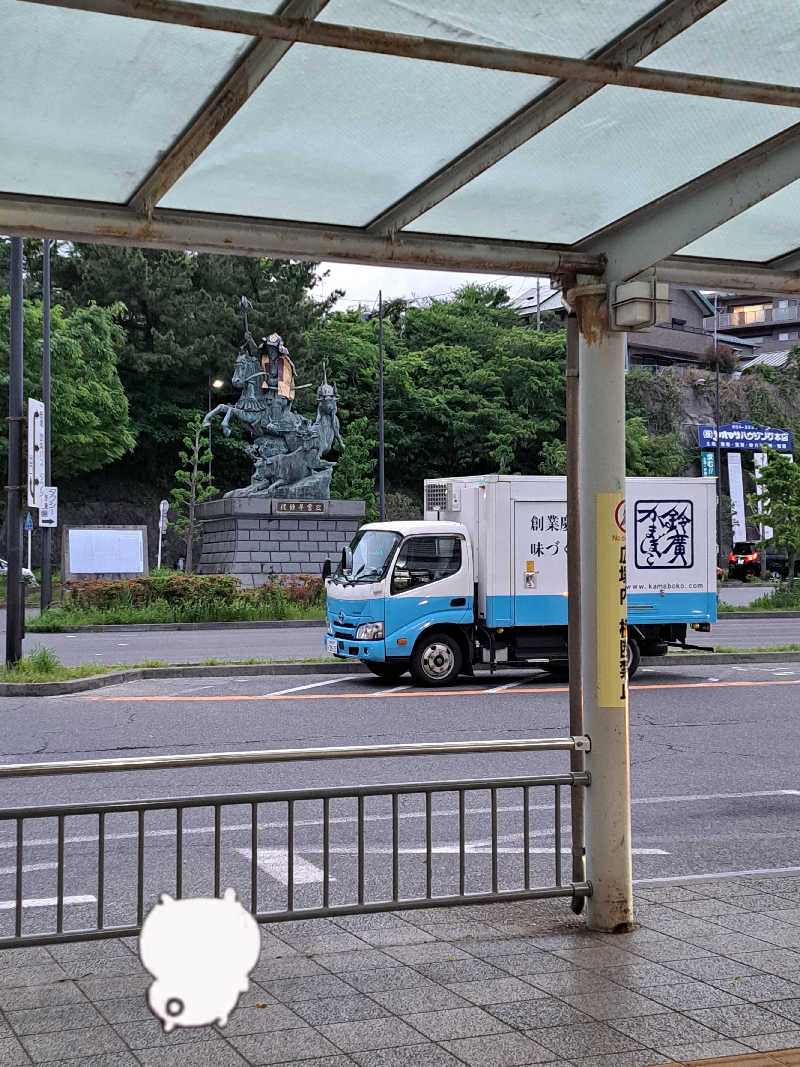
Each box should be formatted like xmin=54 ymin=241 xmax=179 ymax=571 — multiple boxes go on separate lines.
xmin=64 ymin=526 xmax=148 ymax=580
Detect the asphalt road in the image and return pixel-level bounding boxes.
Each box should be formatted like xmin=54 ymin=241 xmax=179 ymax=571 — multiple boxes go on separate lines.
xmin=0 ymin=660 xmax=798 ymax=942
xmin=4 ymin=612 xmax=799 ymax=668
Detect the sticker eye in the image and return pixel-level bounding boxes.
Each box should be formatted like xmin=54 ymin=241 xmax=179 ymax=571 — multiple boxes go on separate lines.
xmin=165 ymin=998 xmax=184 ymax=1017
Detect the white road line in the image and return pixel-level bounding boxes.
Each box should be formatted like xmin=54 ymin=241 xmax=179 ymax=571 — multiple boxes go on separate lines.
xmin=2 ymin=789 xmax=795 ymax=852
xmin=372 ymin=684 xmax=413 ymax=697
xmin=261 ymin=676 xmax=359 ymax=698
xmin=236 ymin=847 xmax=327 ymax=885
xmin=0 ymin=895 xmax=95 ymax=910
xmin=0 ymin=862 xmax=58 ymax=876
xmin=635 ymin=864 xmax=800 ymax=885
xmin=485 ymin=677 xmax=535 ymax=694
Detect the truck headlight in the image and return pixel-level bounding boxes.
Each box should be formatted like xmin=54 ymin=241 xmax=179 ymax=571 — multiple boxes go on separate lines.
xmin=356 ymin=622 xmax=384 ymax=640
xmin=326 ymin=619 xmax=333 ymax=635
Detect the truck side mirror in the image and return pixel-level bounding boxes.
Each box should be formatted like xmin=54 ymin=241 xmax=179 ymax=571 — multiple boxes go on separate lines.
xmin=341 ymin=546 xmax=353 ymax=575
xmin=322 ymin=559 xmax=332 ymax=580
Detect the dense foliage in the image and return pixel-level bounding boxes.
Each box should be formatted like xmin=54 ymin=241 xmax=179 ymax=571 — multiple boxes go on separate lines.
xmin=3 ymin=240 xmax=730 ymax=536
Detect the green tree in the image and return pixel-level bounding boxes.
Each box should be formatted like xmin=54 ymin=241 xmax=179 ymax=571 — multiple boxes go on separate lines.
xmin=539 ymin=439 xmax=567 ymax=475
xmin=625 ymin=417 xmax=686 ymax=477
xmin=49 ymin=244 xmax=339 ymax=493
xmin=0 ymin=296 xmax=135 ymax=481
xmin=749 ymin=449 xmax=800 ymax=582
xmin=330 ymin=416 xmax=377 ymax=520
xmin=169 ymin=414 xmax=217 ymax=572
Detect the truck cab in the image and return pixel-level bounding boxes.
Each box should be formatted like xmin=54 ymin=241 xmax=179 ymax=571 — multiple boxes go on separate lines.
xmin=324 ymin=520 xmax=475 ymax=685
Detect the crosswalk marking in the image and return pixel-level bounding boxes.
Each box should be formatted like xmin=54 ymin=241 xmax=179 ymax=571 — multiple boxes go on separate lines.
xmin=236 ymin=847 xmax=328 ymax=885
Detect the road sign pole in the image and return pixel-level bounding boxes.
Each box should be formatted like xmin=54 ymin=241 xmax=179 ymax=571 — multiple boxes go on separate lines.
xmin=41 ymin=238 xmax=53 ymax=612
xmin=575 ymin=289 xmax=633 ymax=932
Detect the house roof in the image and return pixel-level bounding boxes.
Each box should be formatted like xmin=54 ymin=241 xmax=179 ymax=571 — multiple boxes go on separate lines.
xmin=740 ymin=349 xmax=795 ymax=371
xmin=4 ymin=0 xmax=800 ymax=294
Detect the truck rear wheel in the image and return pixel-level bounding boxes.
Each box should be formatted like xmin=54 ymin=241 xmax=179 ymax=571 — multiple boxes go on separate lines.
xmin=410 ymin=633 xmax=462 ymax=687
xmin=365 ymin=662 xmax=408 ymax=681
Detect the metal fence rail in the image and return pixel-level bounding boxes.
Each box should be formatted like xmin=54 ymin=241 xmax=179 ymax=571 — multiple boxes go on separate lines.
xmin=0 ymin=737 xmax=591 ymax=948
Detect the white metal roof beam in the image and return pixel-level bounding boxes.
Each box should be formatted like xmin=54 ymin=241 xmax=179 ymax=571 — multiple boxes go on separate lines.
xmin=129 ymin=0 xmax=330 ymax=217
xmin=366 ymin=0 xmax=727 ymax=236
xmin=25 ymin=0 xmax=800 ymax=110
xmin=578 ymin=122 xmax=800 ymax=284
xmin=0 ymin=193 xmax=603 ymax=277
xmin=656 ymin=256 xmax=800 ymax=294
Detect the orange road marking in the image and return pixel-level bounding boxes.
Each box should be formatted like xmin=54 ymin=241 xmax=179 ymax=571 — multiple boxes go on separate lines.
xmin=86 ymin=677 xmax=800 ymax=702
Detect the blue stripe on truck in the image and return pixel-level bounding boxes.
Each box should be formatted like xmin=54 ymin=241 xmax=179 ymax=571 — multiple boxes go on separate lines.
xmin=486 ymin=591 xmax=716 ymax=628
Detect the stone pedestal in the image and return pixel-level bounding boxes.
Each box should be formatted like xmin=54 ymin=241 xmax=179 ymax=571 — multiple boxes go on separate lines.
xmin=195 ymin=497 xmax=366 ymax=587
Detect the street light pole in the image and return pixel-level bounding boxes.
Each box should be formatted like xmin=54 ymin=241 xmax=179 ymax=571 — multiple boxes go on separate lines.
xmin=378 ymin=290 xmax=385 ymax=522
xmin=207 ymin=373 xmax=212 ymax=478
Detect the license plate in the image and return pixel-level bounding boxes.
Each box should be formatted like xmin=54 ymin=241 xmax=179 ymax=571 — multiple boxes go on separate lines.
xmin=737 ymin=557 xmax=744 ymax=563
xmin=325 ymin=637 xmax=338 ymax=654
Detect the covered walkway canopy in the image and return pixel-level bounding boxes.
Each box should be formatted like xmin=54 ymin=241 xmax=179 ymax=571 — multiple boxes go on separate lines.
xmin=3 ymin=0 xmax=800 ymax=291
xmin=4 ymin=0 xmax=800 ymax=934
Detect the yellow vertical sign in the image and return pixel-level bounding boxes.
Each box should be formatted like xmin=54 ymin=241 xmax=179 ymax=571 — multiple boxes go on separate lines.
xmin=596 ymin=492 xmax=627 ymax=707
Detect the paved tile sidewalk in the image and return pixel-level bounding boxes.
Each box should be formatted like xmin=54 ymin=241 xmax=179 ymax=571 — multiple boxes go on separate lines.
xmin=2 ymin=873 xmax=800 ymax=1065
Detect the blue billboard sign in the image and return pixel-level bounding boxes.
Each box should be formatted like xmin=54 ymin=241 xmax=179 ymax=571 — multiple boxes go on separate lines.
xmin=697 ymin=420 xmax=792 ymax=452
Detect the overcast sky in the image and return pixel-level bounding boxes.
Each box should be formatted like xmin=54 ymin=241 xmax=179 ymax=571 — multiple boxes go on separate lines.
xmin=312 ymin=262 xmax=545 ymax=311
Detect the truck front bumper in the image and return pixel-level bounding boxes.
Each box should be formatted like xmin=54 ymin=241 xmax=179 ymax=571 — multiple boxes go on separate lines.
xmin=324 ymin=635 xmax=387 ymax=662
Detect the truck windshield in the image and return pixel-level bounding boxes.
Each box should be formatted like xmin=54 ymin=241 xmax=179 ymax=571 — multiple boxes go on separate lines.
xmin=335 ymin=530 xmax=401 ymax=584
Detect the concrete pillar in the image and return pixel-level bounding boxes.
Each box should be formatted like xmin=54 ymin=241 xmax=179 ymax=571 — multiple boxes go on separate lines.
xmin=576 ymin=294 xmax=633 ymax=932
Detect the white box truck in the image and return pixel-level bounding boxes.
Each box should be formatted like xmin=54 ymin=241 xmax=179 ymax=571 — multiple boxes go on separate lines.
xmin=324 ymin=475 xmax=717 ymax=686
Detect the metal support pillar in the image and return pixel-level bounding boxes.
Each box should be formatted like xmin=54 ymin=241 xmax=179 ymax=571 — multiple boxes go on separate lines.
xmin=6 ymin=238 xmax=25 ymax=665
xmin=41 ymin=238 xmax=53 ymax=612
xmin=575 ymin=290 xmax=633 ymax=932
xmin=566 ymin=311 xmax=585 ymax=910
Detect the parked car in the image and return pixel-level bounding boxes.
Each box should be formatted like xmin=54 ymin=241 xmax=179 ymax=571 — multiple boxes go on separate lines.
xmin=728 ymin=542 xmax=800 ymax=580
xmin=0 ymin=559 xmax=38 ymax=587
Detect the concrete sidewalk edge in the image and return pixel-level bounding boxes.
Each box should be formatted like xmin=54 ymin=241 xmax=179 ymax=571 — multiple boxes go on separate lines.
xmin=1 ymin=650 xmax=799 ymax=698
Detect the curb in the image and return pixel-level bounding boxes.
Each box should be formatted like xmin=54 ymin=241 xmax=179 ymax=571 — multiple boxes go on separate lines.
xmin=3 ymin=650 xmax=800 ymax=697
xmin=718 ymin=610 xmax=800 ymax=618
xmin=0 ymin=660 xmax=365 ymax=697
xmin=26 ymin=619 xmax=327 ymax=634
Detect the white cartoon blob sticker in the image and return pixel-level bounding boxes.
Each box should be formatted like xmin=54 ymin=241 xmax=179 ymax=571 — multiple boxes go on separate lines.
xmin=139 ymin=889 xmax=261 ymax=1031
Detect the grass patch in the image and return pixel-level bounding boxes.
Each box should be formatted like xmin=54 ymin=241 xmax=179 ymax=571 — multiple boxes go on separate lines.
xmin=713 ymin=643 xmax=800 ymax=654
xmin=720 ymin=580 xmax=800 ymax=612
xmin=0 ymin=647 xmax=118 ymax=683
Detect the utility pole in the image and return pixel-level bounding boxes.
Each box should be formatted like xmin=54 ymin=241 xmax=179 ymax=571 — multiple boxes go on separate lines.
xmin=6 ymin=238 xmax=25 ymax=665
xmin=536 ymin=277 xmax=542 ymax=331
xmin=378 ymin=290 xmax=386 ymax=522
xmin=41 ymin=238 xmax=53 ymax=611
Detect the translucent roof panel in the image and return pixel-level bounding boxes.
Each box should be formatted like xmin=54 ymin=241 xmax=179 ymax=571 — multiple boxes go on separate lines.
xmin=406 ymin=88 xmax=800 ymax=244
xmin=0 ymin=0 xmax=281 ymax=203
xmin=321 ymin=0 xmax=663 ymax=58
xmin=680 ymin=179 xmax=800 ymax=262
xmin=641 ymin=0 xmax=800 ymax=87
xmin=160 ymin=0 xmax=659 ymax=223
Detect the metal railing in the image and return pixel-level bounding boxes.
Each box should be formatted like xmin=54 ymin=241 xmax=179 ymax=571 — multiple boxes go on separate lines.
xmin=0 ymin=738 xmax=591 ymax=948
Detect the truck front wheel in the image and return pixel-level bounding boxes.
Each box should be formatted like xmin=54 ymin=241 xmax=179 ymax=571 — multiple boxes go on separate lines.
xmin=410 ymin=633 xmax=463 ymax=687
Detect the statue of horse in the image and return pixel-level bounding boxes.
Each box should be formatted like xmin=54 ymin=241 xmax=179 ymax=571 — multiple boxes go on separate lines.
xmin=204 ymin=335 xmax=345 ymax=498
xmin=204 ymin=348 xmax=270 ymax=439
